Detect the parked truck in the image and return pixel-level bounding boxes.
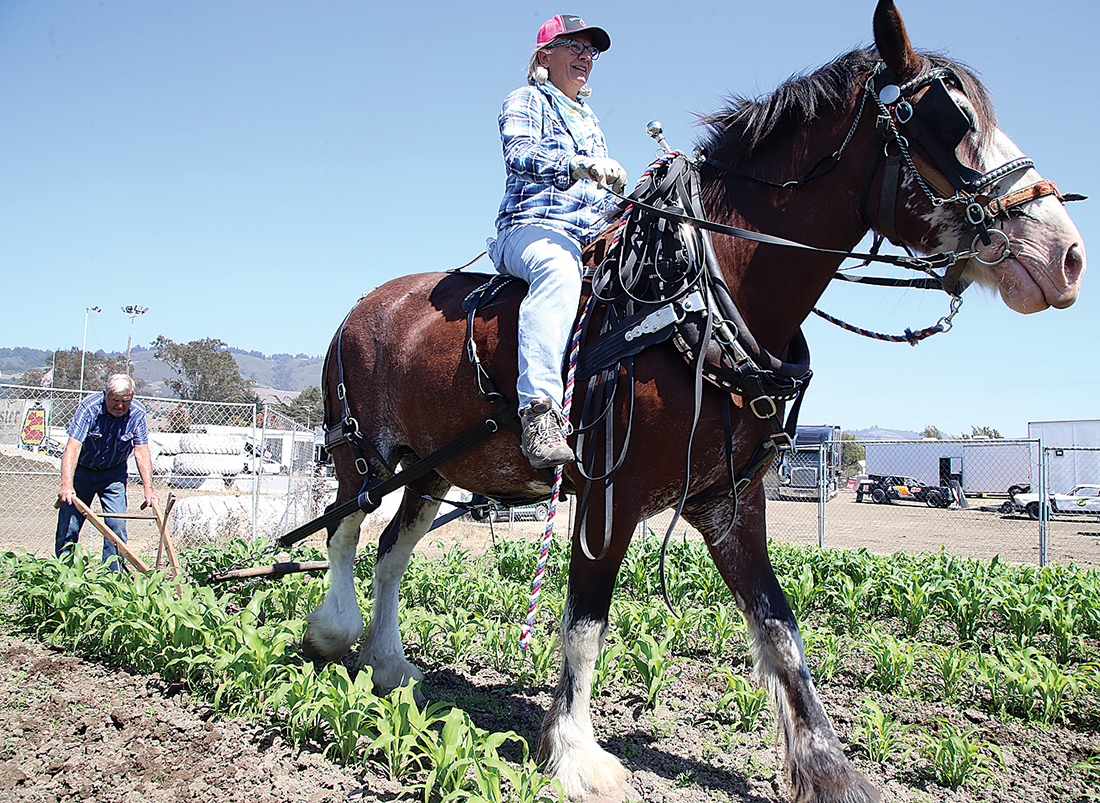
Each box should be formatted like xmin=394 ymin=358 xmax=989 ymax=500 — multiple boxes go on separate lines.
xmin=777 ymin=425 xmax=842 ymax=501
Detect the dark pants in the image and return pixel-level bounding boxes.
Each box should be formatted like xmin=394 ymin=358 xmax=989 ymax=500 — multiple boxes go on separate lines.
xmin=55 ymin=463 xmax=129 ymax=570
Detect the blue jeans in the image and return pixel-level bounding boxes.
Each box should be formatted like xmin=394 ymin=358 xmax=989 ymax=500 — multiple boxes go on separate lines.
xmin=489 ymin=224 xmax=584 ymax=411
xmin=55 ymin=464 xmax=129 ymax=570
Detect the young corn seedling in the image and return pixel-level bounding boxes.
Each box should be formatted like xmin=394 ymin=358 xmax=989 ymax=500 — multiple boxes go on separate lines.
xmin=912 ymin=718 xmax=1004 ymax=789
xmin=1044 ymin=595 xmax=1087 ymax=664
xmin=930 ymin=644 xmax=973 ymax=701
xmin=888 ymin=572 xmax=939 ymax=638
xmin=827 ymin=574 xmax=876 ymax=635
xmin=937 ymin=569 xmax=996 ymax=645
xmin=862 ymin=629 xmax=916 ymax=693
xmin=803 ymin=628 xmax=846 ymax=683
xmin=716 ymin=668 xmax=769 ymax=732
xmin=852 ymin=697 xmax=908 ymax=764
xmin=591 ymin=640 xmax=627 ymax=699
xmin=367 ymin=679 xmax=451 ymax=781
xmin=779 ymin=563 xmax=817 ymax=620
xmin=628 ymin=633 xmax=681 ymax=710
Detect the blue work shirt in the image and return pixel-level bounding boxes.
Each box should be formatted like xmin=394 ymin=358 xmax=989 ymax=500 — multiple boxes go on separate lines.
xmin=494 ymin=85 xmax=619 ymax=247
xmin=67 ymin=393 xmax=149 ymax=471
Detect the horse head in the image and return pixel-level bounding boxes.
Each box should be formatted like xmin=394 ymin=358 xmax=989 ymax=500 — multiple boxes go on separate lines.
xmin=873 ymin=0 xmax=1085 ymax=312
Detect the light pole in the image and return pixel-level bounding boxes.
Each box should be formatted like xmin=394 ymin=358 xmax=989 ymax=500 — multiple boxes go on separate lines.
xmin=121 ymin=305 xmax=148 ymax=376
xmin=79 ymin=306 xmax=101 ymax=395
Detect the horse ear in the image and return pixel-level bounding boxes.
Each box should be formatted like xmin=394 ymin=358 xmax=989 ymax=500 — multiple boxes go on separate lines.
xmin=873 ymin=0 xmax=921 ymax=81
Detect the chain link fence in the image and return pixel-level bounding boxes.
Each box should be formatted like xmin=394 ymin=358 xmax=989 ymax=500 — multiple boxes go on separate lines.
xmin=759 ymin=439 xmax=1100 ymax=567
xmin=3 ymin=390 xmax=1098 ymax=569
xmin=0 ymin=384 xmax=331 ymax=561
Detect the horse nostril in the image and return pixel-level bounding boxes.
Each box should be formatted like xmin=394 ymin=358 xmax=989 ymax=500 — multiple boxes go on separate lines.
xmin=1064 ymin=242 xmax=1085 ymax=284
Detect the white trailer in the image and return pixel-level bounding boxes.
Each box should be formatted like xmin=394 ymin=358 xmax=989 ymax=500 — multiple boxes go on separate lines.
xmin=1028 ymin=419 xmax=1100 ymax=493
xmin=862 ymin=439 xmax=1033 ymax=495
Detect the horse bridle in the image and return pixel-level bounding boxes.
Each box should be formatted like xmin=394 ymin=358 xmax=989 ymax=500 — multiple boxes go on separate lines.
xmin=866 ymin=64 xmax=1076 ymax=294
xmin=698 ymin=59 xmax=1080 ymax=297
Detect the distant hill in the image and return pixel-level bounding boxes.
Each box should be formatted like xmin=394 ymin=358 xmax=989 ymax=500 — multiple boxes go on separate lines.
xmin=845 ymin=426 xmax=921 ymax=441
xmin=0 ymin=345 xmax=322 ymax=400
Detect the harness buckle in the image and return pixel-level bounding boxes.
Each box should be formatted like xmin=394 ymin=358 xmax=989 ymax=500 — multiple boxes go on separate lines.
xmin=770 ymin=431 xmax=794 ymax=452
xmin=748 ymin=395 xmax=778 ymax=420
xmin=965 ymin=201 xmax=986 ymax=227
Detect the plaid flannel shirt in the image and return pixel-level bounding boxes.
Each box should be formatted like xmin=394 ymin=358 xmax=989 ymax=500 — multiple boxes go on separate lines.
xmin=494 ymin=85 xmax=619 ymax=246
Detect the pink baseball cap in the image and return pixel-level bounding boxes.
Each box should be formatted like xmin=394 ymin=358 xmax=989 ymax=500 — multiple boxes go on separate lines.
xmin=536 ymin=14 xmax=611 ymax=52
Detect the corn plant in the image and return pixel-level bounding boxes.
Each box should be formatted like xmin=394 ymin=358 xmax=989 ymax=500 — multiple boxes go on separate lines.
xmin=264 ymin=661 xmax=328 ymax=745
xmin=591 ymin=640 xmax=627 ymax=699
xmin=367 ymin=679 xmax=451 ymax=780
xmin=975 ymin=652 xmax=1009 ymax=715
xmin=803 ymin=629 xmax=845 ymax=683
xmin=995 ymin=583 xmax=1046 ymax=647
xmin=887 ymin=571 xmax=940 ymax=638
xmin=627 ymin=633 xmax=681 ymax=709
xmin=1044 ymin=595 xmax=1087 ymax=664
xmin=437 ymin=608 xmax=480 ymax=665
xmin=696 ymin=602 xmax=747 ymax=661
xmin=316 ymin=663 xmax=385 ymax=763
xmin=912 ymin=719 xmax=1003 ymax=789
xmin=517 ymin=629 xmax=560 ymax=686
xmin=779 ymin=563 xmax=817 ymax=620
xmin=715 ymin=668 xmax=769 ymax=732
xmin=929 ymin=644 xmax=972 ymax=701
xmin=862 ymin=629 xmax=917 ymax=693
xmin=1032 ymin=655 xmax=1079 ymax=725
xmin=827 ymin=574 xmax=876 ymax=635
xmin=936 ymin=564 xmax=998 ymax=645
xmin=852 ymin=698 xmax=908 ymax=764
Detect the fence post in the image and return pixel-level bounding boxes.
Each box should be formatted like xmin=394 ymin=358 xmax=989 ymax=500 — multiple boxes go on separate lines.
xmin=817 ymin=442 xmax=826 ymax=549
xmin=254 ymin=403 xmax=263 ymax=540
xmin=1038 ymin=439 xmax=1048 ymax=567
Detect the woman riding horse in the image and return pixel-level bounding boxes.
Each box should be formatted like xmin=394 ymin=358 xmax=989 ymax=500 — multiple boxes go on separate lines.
xmin=304 ymin=3 xmax=1084 ymax=801
xmin=488 ymin=14 xmax=627 ymax=469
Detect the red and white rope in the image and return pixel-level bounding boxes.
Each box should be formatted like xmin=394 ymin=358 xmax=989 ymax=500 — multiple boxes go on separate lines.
xmin=519 ymin=295 xmax=592 ymax=649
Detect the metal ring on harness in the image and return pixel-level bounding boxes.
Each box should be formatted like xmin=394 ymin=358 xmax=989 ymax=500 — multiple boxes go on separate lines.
xmin=971 ymin=229 xmax=1010 ymax=265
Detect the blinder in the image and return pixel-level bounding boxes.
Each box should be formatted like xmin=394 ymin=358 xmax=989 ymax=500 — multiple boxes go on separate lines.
xmin=905 ymin=76 xmax=983 ymax=191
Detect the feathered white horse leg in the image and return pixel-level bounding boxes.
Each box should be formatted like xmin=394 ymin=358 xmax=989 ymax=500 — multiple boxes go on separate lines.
xmin=539 ymin=604 xmax=629 ymax=799
xmin=358 ymin=481 xmax=447 ymax=694
xmin=302 ymin=509 xmax=366 ymax=661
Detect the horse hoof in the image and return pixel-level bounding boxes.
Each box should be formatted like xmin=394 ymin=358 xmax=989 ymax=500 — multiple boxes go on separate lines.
xmin=366 ymin=656 xmax=425 ymax=697
xmin=545 ymin=745 xmax=629 ymax=801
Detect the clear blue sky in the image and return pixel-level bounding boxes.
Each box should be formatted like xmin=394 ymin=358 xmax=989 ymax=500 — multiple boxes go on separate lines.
xmin=1 ymin=1 xmax=1096 ymax=437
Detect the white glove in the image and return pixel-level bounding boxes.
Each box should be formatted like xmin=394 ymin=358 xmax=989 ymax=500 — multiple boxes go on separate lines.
xmin=570 ymin=156 xmax=628 ymax=194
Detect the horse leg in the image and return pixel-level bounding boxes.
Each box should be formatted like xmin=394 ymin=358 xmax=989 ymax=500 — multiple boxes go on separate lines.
xmin=302 ymin=507 xmax=367 ymax=662
xmin=686 ymin=488 xmax=880 ymax=803
xmin=538 ymin=519 xmax=632 ymax=800
xmin=357 ymin=474 xmax=449 ymax=695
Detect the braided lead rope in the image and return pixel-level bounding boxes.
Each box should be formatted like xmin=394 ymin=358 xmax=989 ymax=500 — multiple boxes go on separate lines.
xmin=519 ymin=294 xmax=593 ymax=649
xmin=811 ymin=294 xmax=963 ymax=346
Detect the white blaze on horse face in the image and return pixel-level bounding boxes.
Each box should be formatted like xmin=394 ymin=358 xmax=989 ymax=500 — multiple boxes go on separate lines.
xmin=950 ymin=91 xmax=1086 ymax=312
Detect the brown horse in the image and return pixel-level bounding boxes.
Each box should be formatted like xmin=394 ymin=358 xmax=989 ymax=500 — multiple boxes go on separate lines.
xmin=303 ymin=2 xmax=1084 ymax=801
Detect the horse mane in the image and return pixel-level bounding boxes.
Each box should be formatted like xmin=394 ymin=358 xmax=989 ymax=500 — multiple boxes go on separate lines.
xmin=696 ymin=46 xmax=996 ymax=164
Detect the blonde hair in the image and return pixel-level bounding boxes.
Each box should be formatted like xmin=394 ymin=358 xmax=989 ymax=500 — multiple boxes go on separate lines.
xmin=526 ymin=45 xmax=592 ymax=98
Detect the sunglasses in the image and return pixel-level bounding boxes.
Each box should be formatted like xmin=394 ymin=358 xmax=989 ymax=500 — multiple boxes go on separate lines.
xmin=545 ymin=39 xmax=600 ymax=60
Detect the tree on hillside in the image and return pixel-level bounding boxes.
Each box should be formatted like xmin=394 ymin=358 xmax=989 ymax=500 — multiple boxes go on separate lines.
xmin=153 ymin=336 xmax=259 ymax=404
xmin=20 ymin=348 xmax=133 ymax=392
xmin=959 ymin=425 xmax=1003 ymax=439
xmin=920 ymin=425 xmax=946 ymax=440
xmin=276 ymin=385 xmax=323 ymax=428
xmin=840 ymin=432 xmax=865 ymax=475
